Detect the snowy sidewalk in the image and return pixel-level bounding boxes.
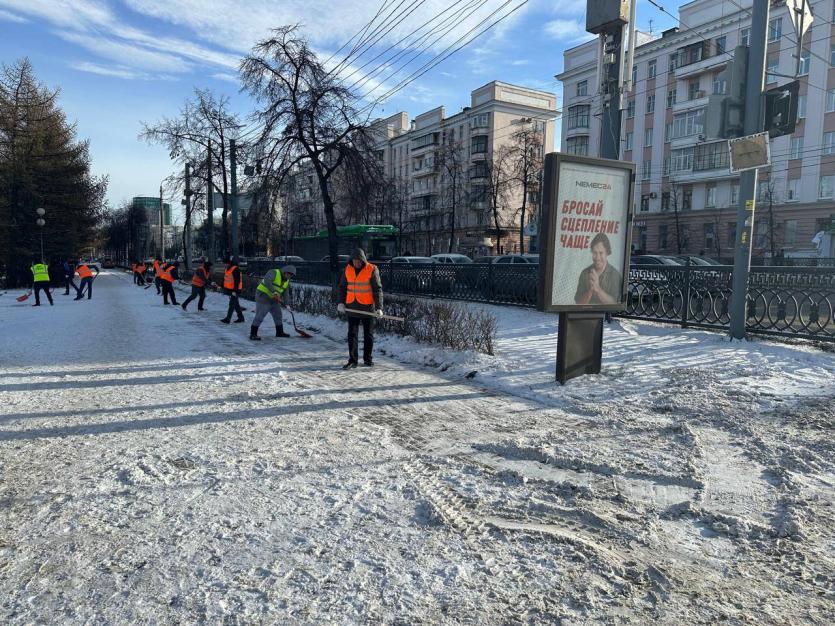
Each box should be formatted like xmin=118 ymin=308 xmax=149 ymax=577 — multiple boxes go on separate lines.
xmin=0 ymin=271 xmax=833 ymax=624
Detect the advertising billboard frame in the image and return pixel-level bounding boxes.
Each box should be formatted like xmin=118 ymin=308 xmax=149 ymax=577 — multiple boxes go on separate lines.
xmin=538 ymin=152 xmax=635 ymax=314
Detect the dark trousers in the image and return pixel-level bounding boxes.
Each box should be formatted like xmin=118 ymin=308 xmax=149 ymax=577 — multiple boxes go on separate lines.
xmin=182 ymin=286 xmax=205 ymax=310
xmin=76 ymin=277 xmax=93 ymax=299
xmin=34 ymin=282 xmax=53 ymax=305
xmin=225 ymin=292 xmax=244 ymax=320
xmin=64 ymin=274 xmax=78 ymax=295
xmin=161 ymin=280 xmax=178 ymax=305
xmin=133 ymin=272 xmax=144 ymax=285
xmin=154 ymin=276 xmax=161 ymax=294
xmin=348 ymin=316 xmax=374 ymax=364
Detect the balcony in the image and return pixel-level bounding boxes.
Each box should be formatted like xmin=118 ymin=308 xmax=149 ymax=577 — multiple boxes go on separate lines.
xmin=412 ymin=164 xmax=437 ymax=178
xmin=674 ymin=54 xmax=727 ymax=80
xmin=672 ymin=94 xmax=708 ymax=114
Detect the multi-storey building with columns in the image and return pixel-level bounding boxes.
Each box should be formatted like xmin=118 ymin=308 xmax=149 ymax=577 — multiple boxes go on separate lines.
xmin=557 ymin=0 xmax=835 ymax=260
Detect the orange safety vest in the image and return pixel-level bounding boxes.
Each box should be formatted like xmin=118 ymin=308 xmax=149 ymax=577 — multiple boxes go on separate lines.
xmin=344 ymin=263 xmax=376 ymax=305
xmin=77 ymin=264 xmax=93 ymax=279
xmin=158 ymin=264 xmax=174 ymax=283
xmin=192 ymin=267 xmax=208 ymax=287
xmin=223 ymin=265 xmax=242 ymax=290
xmin=153 ymin=260 xmax=161 ymax=274
xmin=137 ymin=263 xmax=146 ymax=273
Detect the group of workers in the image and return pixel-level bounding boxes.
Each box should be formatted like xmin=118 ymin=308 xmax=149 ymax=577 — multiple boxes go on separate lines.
xmin=128 ymin=248 xmax=385 ymax=368
xmin=29 ymin=258 xmax=100 ymax=306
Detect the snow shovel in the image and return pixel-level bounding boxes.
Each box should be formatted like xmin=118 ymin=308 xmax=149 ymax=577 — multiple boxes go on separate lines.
xmin=16 ymin=290 xmax=32 ymax=302
xmin=284 ymin=306 xmax=313 ymax=339
xmin=344 ymin=308 xmax=405 ymax=322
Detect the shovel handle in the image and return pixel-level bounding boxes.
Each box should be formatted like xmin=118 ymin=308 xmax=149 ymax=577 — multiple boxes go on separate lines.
xmin=344 ymin=308 xmax=405 ymax=322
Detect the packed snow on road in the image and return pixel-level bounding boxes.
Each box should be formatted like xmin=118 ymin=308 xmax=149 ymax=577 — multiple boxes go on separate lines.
xmin=1 ymin=270 xmax=833 ymax=624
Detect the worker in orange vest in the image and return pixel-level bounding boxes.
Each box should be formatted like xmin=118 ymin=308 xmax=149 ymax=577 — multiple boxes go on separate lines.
xmin=182 ymin=259 xmax=213 ymax=311
xmin=152 ymin=257 xmax=163 ymax=294
xmin=337 ymin=248 xmax=383 ymax=368
xmin=158 ymin=260 xmax=179 ymax=305
xmin=220 ymin=256 xmax=245 ymax=324
xmin=73 ymin=261 xmax=100 ymax=300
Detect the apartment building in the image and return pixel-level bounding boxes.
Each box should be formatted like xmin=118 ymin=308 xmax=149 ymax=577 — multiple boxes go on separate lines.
xmin=557 ymin=0 xmax=835 ymax=259
xmin=281 ymin=81 xmax=558 ymax=257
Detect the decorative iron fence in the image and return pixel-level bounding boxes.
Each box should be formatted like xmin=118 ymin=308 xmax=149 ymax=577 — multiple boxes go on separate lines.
xmin=249 ymin=260 xmax=835 ymax=342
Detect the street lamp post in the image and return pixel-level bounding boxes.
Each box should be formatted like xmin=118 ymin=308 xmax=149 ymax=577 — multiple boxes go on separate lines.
xmin=36 ymin=207 xmax=46 ymax=262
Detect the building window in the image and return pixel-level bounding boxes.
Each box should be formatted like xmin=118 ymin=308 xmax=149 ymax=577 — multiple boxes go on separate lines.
xmin=757 ymin=179 xmax=770 ymax=202
xmin=625 ymin=131 xmax=633 ymax=151
xmin=470 ymin=161 xmax=489 ymax=178
xmin=645 ymin=127 xmax=653 ymax=146
xmin=469 ymin=113 xmax=489 ymax=128
xmin=831 ymin=44 xmax=835 ymax=67
xmin=820 ymin=175 xmax=834 ymax=199
xmin=713 ymin=72 xmax=727 ymax=95
xmin=665 ymin=122 xmax=673 ymax=142
xmin=786 ymin=178 xmax=799 ymax=201
xmin=790 ymin=137 xmax=803 ymax=160
xmin=632 ymin=64 xmax=637 ymax=86
xmin=731 ymin=181 xmax=739 ymax=204
xmin=728 ymin=222 xmax=737 ymax=247
xmin=576 ymin=80 xmax=587 ymax=96
xmin=766 ymin=57 xmax=778 ymax=84
xmin=671 ymin=147 xmax=694 ymax=172
xmin=413 ymin=133 xmax=437 ymax=148
xmin=797 ymin=94 xmax=806 ymax=119
xmin=566 ymin=104 xmax=591 ymax=129
xmin=785 ymin=219 xmax=798 ymax=245
xmin=799 ymin=49 xmax=810 ymax=75
xmin=648 ymin=59 xmax=657 ymax=78
xmin=768 ymin=17 xmax=782 ymax=42
xmin=688 ymin=80 xmax=701 ymax=100
xmin=565 ymin=135 xmax=589 ymax=156
xmin=661 ymin=192 xmax=670 ymax=211
xmin=705 ymin=184 xmax=716 ymax=208
xmin=471 ymin=135 xmax=487 ymax=154
xmin=715 ymin=36 xmax=726 ymax=55
xmin=640 ymin=195 xmax=650 ymax=211
xmin=667 ymin=88 xmax=677 ymax=108
xmin=642 ymin=160 xmax=652 ymax=180
xmin=755 ymin=221 xmax=768 ymax=248
xmin=824 ymin=132 xmax=835 ymax=155
xmin=626 ymin=99 xmax=636 ymax=118
xmin=682 ymin=185 xmax=693 ymax=210
xmin=669 ymin=52 xmax=678 ymax=73
xmin=704 ymin=223 xmax=716 ymax=251
xmin=647 ymin=94 xmax=655 ymax=113
xmin=741 ymin=28 xmax=750 ymax=46
xmin=659 ymin=224 xmax=668 ymax=248
xmin=827 ymin=89 xmax=835 ymax=113
xmin=694 ymin=141 xmax=730 ymax=171
xmin=671 ymin=108 xmax=704 ymax=139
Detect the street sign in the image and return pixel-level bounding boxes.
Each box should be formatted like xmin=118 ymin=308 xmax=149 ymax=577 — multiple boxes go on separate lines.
xmin=786 ymin=0 xmax=813 ymax=39
xmin=764 ymin=81 xmax=799 ymax=138
xmin=729 ymin=132 xmax=770 ymax=173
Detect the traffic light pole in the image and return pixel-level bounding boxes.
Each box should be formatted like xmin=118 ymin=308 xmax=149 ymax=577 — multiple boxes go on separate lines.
xmin=230 ymin=139 xmax=239 ymax=259
xmin=729 ymin=0 xmax=769 ymax=339
xmin=599 ymin=29 xmax=623 ymax=160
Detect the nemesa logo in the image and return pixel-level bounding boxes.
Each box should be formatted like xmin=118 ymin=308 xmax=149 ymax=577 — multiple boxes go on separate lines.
xmin=575 ymin=181 xmax=612 ymax=190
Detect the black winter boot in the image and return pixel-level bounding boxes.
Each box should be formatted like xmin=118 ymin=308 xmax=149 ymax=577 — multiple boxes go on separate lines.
xmin=249 ymin=325 xmax=261 ymax=341
xmin=276 ymin=325 xmax=290 ymax=338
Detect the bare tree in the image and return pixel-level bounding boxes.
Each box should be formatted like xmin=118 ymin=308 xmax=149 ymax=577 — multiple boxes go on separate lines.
xmin=507 ymin=123 xmax=544 ymax=254
xmin=667 ymin=180 xmax=684 ymax=254
xmin=140 ymin=89 xmax=243 ymax=259
xmin=240 ymin=26 xmax=379 ymax=272
xmin=759 ymin=176 xmax=781 ymax=258
xmin=483 ymin=147 xmax=512 ymax=255
xmin=436 ymin=132 xmax=468 ymax=253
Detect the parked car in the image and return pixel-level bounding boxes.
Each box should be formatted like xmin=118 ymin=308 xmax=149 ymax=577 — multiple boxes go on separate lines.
xmin=101 ymin=258 xmax=115 ymax=269
xmin=675 ymin=255 xmax=721 ymax=266
xmin=320 ymin=255 xmax=350 ymax=265
xmin=630 ymin=255 xmax=682 ymax=266
xmin=430 ymin=253 xmax=472 ymax=264
xmin=473 ymin=254 xmax=539 ymax=264
xmin=389 ymin=256 xmax=433 ymax=292
xmin=273 ymin=255 xmax=305 ymax=264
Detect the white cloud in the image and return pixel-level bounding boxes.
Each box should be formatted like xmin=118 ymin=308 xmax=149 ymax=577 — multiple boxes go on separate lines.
xmin=0 ymin=8 xmax=27 ymax=22
xmin=543 ymin=19 xmax=594 ymax=43
xmin=71 ymin=61 xmax=148 ymax=80
xmin=510 ymin=59 xmax=530 ymax=66
xmin=211 ymin=72 xmax=239 ymax=83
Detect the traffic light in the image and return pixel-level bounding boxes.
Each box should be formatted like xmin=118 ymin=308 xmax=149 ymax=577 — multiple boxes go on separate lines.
xmin=704 ymin=45 xmax=748 ymax=140
xmin=764 ymin=81 xmax=799 ymax=138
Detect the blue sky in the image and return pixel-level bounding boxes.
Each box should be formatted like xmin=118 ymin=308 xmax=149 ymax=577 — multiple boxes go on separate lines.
xmin=0 ymin=0 xmax=677 ymax=220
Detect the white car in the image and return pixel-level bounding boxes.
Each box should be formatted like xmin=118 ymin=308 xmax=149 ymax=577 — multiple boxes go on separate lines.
xmin=430 ymin=253 xmax=472 ymax=264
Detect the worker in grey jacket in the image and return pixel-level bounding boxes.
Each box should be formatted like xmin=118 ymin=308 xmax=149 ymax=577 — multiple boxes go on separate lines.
xmin=250 ymin=265 xmax=296 ymax=340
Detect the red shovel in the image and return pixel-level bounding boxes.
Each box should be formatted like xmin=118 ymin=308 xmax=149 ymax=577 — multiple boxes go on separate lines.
xmin=285 ymin=306 xmax=312 ymax=339
xmin=16 ymin=290 xmax=32 ymax=302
